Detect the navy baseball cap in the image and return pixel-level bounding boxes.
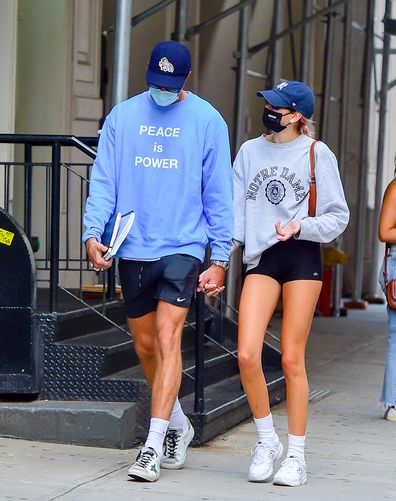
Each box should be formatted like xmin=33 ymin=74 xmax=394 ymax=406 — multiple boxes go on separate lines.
xmin=146 ymin=40 xmax=191 ymax=90
xmin=257 ymin=80 xmax=315 ymax=119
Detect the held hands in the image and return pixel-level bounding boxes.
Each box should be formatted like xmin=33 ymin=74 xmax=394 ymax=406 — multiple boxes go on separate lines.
xmin=86 ymin=237 xmax=113 ymax=271
xmin=275 ymin=219 xmax=301 ymax=241
xmin=197 ymin=264 xmax=226 ymax=297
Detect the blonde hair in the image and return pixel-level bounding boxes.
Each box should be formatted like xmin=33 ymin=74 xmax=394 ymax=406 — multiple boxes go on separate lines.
xmin=297 ymin=115 xmax=315 ymax=137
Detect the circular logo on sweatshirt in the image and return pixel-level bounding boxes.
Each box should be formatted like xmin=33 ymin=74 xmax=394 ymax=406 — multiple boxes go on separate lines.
xmin=265 ymin=180 xmax=286 ymax=205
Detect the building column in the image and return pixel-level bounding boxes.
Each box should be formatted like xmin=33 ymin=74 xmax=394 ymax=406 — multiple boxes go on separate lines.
xmin=0 ymin=0 xmax=17 ymax=207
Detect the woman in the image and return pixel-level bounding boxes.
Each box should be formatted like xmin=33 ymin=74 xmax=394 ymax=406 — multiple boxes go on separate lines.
xmin=233 ymin=80 xmax=349 ymax=486
xmin=378 ymin=167 xmax=396 ymax=422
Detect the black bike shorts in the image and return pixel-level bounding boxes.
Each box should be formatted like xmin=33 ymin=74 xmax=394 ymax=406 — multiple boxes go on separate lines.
xmin=246 ymin=239 xmax=322 ymax=285
xmin=118 ymin=254 xmax=201 ymax=318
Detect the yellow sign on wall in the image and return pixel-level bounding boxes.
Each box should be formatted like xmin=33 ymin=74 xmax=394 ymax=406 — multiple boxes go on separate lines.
xmin=0 ymin=228 xmax=15 ymax=246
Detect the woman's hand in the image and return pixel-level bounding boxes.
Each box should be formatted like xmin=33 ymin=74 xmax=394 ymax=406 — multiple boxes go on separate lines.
xmin=275 ymin=220 xmax=301 ymax=241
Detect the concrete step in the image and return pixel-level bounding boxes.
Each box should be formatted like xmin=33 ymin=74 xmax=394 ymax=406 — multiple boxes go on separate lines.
xmin=0 ymin=400 xmax=137 ymax=449
xmin=56 ymin=301 xmax=126 ymax=341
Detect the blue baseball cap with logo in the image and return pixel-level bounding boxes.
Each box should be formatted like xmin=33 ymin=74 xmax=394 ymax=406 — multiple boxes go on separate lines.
xmin=257 ymin=80 xmax=315 ymax=119
xmin=146 ymin=40 xmax=191 ymax=90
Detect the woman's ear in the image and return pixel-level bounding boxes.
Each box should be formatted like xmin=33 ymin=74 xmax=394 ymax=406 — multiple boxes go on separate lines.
xmin=290 ymin=111 xmax=302 ymax=124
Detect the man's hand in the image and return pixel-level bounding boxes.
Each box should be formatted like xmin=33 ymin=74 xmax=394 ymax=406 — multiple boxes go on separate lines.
xmin=274 ymin=220 xmax=301 ymax=241
xmin=85 ymin=237 xmax=113 ymax=271
xmin=197 ymin=264 xmax=226 ymax=297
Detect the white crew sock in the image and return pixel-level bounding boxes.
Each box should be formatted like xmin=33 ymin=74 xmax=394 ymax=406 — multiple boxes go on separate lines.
xmin=254 ymin=413 xmax=279 ymax=446
xmin=145 ymin=417 xmax=169 ymax=458
xmin=168 ymin=398 xmax=188 ymax=432
xmin=287 ymin=434 xmax=305 ymax=462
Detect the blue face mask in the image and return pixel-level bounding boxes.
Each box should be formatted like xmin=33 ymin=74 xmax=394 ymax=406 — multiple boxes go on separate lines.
xmin=149 ymin=86 xmax=180 ymax=106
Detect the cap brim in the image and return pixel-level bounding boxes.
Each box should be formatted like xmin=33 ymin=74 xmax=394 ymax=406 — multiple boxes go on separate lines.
xmin=146 ymin=68 xmax=186 ymax=89
xmin=257 ymin=89 xmax=290 ymax=108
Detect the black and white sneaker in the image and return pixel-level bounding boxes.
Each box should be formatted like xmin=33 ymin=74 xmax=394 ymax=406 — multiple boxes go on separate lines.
xmin=161 ymin=419 xmax=195 ymax=470
xmin=384 ymin=405 xmax=396 ymax=421
xmin=128 ymin=447 xmax=161 ymax=482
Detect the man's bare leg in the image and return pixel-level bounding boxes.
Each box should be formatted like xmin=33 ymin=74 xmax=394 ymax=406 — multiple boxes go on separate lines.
xmin=128 ymin=311 xmax=188 ymax=429
xmin=128 ymin=312 xmax=157 ymax=385
xmin=151 ymin=300 xmax=188 ymax=419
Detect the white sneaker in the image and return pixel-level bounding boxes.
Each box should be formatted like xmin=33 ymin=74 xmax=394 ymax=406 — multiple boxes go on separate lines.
xmin=384 ymin=406 xmax=396 ymax=421
xmin=161 ymin=419 xmax=195 ymax=470
xmin=128 ymin=447 xmax=161 ymax=482
xmin=273 ymin=456 xmax=307 ymax=487
xmin=248 ymin=440 xmax=284 ymax=482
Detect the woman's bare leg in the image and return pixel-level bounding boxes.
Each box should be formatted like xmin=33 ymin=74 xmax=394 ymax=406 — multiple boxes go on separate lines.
xmin=238 ymin=274 xmax=281 ymax=417
xmin=281 ymin=280 xmax=322 ymax=435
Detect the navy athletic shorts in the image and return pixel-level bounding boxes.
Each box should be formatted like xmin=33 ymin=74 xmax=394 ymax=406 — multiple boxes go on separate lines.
xmin=246 ymin=239 xmax=322 ymax=285
xmin=118 ymin=254 xmax=201 ymax=318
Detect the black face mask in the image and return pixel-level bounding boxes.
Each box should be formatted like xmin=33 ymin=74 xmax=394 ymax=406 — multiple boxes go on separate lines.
xmin=262 ymin=108 xmax=293 ymax=133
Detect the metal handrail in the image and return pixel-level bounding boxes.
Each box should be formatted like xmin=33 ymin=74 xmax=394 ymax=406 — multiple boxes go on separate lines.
xmin=59 ymin=285 xmax=195 ymax=382
xmin=0 ymin=134 xmax=98 ymax=146
xmin=61 ymin=162 xmax=90 ymax=182
xmin=184 ymin=316 xmax=238 ymax=360
xmin=0 ymin=134 xmax=99 ymax=311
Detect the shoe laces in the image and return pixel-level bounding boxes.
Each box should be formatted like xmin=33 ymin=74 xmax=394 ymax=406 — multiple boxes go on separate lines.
xmin=164 ymin=430 xmax=181 ymax=458
xmin=136 ymin=448 xmax=155 ymax=467
xmin=251 ymin=442 xmax=276 ymax=464
xmin=280 ymin=456 xmax=305 ymax=472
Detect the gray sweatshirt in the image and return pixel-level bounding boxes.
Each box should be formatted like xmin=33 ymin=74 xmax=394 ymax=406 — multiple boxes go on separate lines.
xmin=233 ymin=134 xmax=350 ymax=270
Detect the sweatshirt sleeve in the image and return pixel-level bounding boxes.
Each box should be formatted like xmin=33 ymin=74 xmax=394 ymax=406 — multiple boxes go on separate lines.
xmin=296 ymin=142 xmax=349 ymax=242
xmin=201 ymin=115 xmax=234 ymax=261
xmin=82 ymin=109 xmax=117 ymax=243
xmin=233 ymin=145 xmax=246 ymax=245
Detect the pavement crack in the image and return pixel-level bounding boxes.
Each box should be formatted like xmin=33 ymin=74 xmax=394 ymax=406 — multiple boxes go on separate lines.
xmin=47 ymin=463 xmax=128 ymax=500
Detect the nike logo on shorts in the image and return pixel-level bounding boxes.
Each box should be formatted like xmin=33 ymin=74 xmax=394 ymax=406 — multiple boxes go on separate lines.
xmin=177 ymin=297 xmax=186 ymax=302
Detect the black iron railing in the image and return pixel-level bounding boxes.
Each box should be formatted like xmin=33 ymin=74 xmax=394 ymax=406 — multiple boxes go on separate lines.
xmin=0 ymin=134 xmax=101 ymax=312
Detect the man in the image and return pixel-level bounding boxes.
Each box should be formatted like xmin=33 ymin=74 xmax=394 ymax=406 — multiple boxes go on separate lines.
xmin=83 ymin=40 xmax=233 ymax=482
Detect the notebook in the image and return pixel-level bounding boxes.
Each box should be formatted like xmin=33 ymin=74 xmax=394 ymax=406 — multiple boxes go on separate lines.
xmin=103 ymin=210 xmax=135 ymax=261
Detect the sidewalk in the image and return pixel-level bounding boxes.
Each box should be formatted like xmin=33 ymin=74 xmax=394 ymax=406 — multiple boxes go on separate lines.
xmin=1 ymin=305 xmax=395 ymax=500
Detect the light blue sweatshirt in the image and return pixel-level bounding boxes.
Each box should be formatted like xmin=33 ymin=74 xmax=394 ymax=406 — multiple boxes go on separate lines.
xmin=83 ymin=91 xmax=233 ymax=262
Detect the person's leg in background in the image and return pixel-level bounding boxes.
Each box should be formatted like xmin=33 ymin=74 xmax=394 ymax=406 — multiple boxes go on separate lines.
xmin=381 ymin=306 xmax=396 ymax=421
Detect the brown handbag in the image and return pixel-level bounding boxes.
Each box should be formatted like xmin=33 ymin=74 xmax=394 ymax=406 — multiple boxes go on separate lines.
xmin=308 ymin=140 xmax=318 ymax=217
xmin=383 ymin=243 xmax=396 ymax=310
